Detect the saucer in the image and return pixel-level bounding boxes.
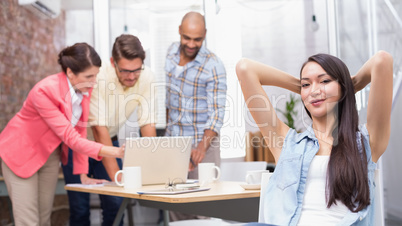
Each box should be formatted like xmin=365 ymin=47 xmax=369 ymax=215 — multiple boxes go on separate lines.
xmin=240 ymin=183 xmax=261 ymax=190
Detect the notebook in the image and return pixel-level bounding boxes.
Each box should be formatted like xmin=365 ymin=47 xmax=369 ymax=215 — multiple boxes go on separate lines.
xmin=123 ymin=136 xmax=193 ymax=185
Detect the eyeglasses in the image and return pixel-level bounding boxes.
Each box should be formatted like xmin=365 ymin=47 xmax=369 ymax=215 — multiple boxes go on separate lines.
xmin=114 ymin=61 xmax=144 ymax=76
xmin=165 ymin=178 xmax=185 ymax=190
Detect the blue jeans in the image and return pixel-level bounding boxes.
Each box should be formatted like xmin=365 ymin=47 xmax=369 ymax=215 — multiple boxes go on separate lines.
xmin=62 ymin=139 xmax=123 ymax=226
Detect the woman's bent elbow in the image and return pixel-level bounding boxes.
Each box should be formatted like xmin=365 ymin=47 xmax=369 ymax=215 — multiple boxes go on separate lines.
xmin=236 ymin=58 xmax=250 ymax=79
xmin=375 ymin=50 xmax=393 ymax=68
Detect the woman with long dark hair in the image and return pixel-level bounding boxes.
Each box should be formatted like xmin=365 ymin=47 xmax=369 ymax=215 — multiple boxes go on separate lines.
xmin=0 ymin=43 xmax=124 ymax=226
xmin=236 ymin=51 xmax=393 ymax=225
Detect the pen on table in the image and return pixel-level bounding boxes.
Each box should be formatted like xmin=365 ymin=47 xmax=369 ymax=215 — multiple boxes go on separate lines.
xmin=190 ymin=157 xmax=196 ymax=167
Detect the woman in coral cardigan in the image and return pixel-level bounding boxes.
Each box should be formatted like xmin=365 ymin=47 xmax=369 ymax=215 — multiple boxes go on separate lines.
xmin=0 ymin=43 xmax=124 ymax=226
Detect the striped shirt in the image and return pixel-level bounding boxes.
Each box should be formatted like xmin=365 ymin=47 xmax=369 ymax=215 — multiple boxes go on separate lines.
xmin=165 ymin=42 xmax=227 ymax=143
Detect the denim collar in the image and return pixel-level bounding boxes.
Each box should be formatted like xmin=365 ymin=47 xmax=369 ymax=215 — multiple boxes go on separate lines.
xmin=295 ymin=125 xmax=317 ymax=143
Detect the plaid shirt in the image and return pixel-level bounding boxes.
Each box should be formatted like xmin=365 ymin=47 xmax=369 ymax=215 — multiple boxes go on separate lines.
xmin=165 ymin=42 xmax=227 ymax=143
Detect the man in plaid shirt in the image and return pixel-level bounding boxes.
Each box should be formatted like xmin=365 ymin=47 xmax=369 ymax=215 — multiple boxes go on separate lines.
xmin=165 ymin=11 xmax=227 ymax=178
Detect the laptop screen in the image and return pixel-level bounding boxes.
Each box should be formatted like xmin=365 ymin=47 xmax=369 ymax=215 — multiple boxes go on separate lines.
xmin=123 ymin=136 xmax=192 ymax=185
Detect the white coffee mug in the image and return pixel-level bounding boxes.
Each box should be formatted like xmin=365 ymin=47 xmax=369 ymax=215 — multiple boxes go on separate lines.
xmin=245 ymin=170 xmax=270 ymax=185
xmin=198 ymin=163 xmax=221 ymax=186
xmin=114 ymin=166 xmax=142 ymax=189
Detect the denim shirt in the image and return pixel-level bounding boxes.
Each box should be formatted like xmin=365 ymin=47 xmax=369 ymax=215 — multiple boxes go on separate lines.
xmin=262 ymin=124 xmax=377 ymax=226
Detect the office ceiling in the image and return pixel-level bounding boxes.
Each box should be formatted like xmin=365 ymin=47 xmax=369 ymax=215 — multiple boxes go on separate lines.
xmin=61 ymin=0 xmax=138 ymax=10
xmin=61 ymin=0 xmax=202 ymax=10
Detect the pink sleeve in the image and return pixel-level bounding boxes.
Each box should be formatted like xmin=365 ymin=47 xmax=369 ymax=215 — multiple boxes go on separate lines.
xmin=32 ymin=88 xmax=103 ymax=160
xmin=72 ymin=152 xmax=90 ymax=175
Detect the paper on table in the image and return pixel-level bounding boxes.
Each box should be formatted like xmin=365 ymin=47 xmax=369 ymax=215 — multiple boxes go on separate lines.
xmin=66 ymin=183 xmax=105 ymax=188
xmin=174 ymin=183 xmax=200 ymax=189
xmin=103 ymin=181 xmax=118 ymax=186
xmin=137 ymin=187 xmax=210 ymax=195
xmin=186 ymin=179 xmax=198 ymax=183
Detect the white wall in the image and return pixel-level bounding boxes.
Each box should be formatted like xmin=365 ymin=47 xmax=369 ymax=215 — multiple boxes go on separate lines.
xmin=382 ymin=93 xmax=402 ymax=217
xmin=206 ymin=1 xmax=245 ymax=158
xmin=239 ymin=0 xmax=327 ymax=133
xmin=371 ymin=0 xmax=402 ymax=219
xmin=65 ymin=10 xmax=94 ymax=46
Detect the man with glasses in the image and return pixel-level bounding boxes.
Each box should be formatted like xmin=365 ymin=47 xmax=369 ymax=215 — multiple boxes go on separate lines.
xmin=62 ymin=34 xmax=157 ymax=226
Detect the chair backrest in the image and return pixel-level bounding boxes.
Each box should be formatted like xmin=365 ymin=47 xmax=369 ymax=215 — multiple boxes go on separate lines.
xmin=220 ymin=161 xmax=267 ymax=182
xmin=374 ymin=169 xmax=385 ymax=226
xmin=258 ymin=172 xmax=272 ymax=223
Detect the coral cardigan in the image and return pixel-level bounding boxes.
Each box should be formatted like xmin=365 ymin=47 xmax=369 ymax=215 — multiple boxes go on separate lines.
xmin=0 ymin=72 xmax=103 ymax=178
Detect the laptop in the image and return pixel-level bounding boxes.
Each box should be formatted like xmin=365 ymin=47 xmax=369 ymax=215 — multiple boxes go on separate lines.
xmin=123 ymin=136 xmax=193 ymax=185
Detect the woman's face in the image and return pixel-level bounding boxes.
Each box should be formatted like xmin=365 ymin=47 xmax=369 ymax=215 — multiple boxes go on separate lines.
xmin=67 ymin=66 xmax=99 ymax=93
xmin=300 ymin=62 xmax=341 ymax=119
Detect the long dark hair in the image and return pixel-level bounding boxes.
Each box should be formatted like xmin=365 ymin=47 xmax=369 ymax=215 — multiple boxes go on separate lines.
xmin=57 ymin=42 xmax=101 ymax=74
xmin=300 ymin=53 xmax=370 ymax=212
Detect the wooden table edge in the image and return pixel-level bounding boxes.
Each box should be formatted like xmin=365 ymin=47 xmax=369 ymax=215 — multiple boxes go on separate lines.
xmin=64 ymin=181 xmax=260 ymax=203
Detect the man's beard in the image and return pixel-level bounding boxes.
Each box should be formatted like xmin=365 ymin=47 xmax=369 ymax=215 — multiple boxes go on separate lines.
xmin=181 ymin=44 xmax=199 ymax=59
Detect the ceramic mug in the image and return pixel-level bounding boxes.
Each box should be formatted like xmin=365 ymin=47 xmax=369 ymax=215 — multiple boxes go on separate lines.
xmin=114 ymin=166 xmax=142 ymax=189
xmin=198 ymin=163 xmax=221 ymax=186
xmin=245 ymin=170 xmax=270 ymax=185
